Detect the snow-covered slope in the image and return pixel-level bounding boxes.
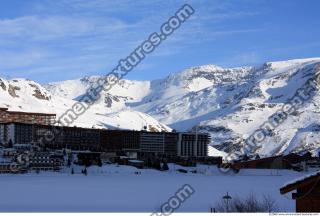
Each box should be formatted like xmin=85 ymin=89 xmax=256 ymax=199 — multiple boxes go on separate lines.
xmin=0 ymin=77 xmax=170 ymax=132
xmin=45 ymin=76 xmax=150 ymax=112
xmin=2 ymin=57 xmax=320 ymax=158
xmin=0 ymin=78 xmax=55 ymax=113
xmin=44 ymin=58 xmax=320 ymax=158
xmin=45 ymin=64 xmax=252 ymax=131
xmin=132 ymin=65 xmax=253 ymax=129
xmin=197 ymin=58 xmax=320 ymax=158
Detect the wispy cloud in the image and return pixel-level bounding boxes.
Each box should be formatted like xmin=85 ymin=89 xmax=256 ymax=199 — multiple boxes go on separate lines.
xmin=0 ymin=48 xmax=49 ymax=69
xmin=226 ymin=51 xmax=263 ymax=66
xmin=0 ymin=0 xmax=266 ymax=83
xmin=0 ymin=15 xmax=131 ymax=41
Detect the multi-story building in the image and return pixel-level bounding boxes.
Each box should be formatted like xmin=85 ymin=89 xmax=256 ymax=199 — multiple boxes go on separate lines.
xmin=0 ymin=122 xmax=33 ymax=145
xmin=0 ymin=123 xmax=42 ymax=146
xmin=0 ymin=108 xmax=56 ymax=125
xmin=139 ymin=132 xmax=179 ymax=158
xmin=177 ymin=133 xmax=209 ymax=158
xmin=100 ymin=130 xmax=140 ymax=153
xmin=164 ymin=132 xmax=179 ymax=156
xmin=62 ymin=126 xmax=101 ymax=151
xmin=0 ymin=122 xmax=210 ymax=158
xmin=0 ymin=123 xmax=6 ymax=145
xmin=0 ymin=123 xmax=101 ymax=151
xmin=140 ymin=132 xmax=166 ymax=154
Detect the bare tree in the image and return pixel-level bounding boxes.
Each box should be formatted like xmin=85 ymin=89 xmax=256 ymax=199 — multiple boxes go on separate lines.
xmin=215 ymin=193 xmax=279 ymax=213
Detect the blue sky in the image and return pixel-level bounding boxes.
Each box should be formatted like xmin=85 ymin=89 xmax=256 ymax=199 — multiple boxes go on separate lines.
xmin=0 ymin=0 xmax=319 ymax=84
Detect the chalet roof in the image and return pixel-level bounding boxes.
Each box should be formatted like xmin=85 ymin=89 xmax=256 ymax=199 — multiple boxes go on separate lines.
xmin=280 ymin=171 xmax=320 ymax=194
xmin=235 ymin=155 xmax=283 ymax=164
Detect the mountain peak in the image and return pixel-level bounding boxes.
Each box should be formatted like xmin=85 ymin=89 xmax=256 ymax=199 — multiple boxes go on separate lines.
xmin=2 ymin=57 xmax=320 ymax=158
xmin=264 ymin=57 xmax=320 ymax=71
xmin=176 ymin=64 xmax=251 ymax=78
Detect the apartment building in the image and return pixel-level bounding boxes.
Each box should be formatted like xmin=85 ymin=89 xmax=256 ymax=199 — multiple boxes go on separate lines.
xmin=177 ymin=133 xmax=209 ymax=157
xmin=140 ymin=132 xmax=166 ymax=154
xmin=0 ymin=108 xmax=56 ymax=125
xmin=0 ymin=122 xmax=210 ymax=158
xmin=0 ymin=123 xmax=101 ymax=151
xmin=139 ymin=132 xmax=179 ymax=157
xmin=100 ymin=130 xmax=140 ymax=153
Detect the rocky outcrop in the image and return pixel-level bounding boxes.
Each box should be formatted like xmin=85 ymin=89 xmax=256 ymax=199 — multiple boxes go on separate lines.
xmin=0 ymin=79 xmax=6 ymax=91
xmin=8 ymin=84 xmax=20 ymax=98
xmin=29 ymin=84 xmax=50 ymax=100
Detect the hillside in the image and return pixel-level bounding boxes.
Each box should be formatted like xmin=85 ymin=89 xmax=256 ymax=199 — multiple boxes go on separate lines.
xmin=0 ymin=77 xmax=170 ymax=132
xmin=2 ymin=57 xmax=320 ymax=158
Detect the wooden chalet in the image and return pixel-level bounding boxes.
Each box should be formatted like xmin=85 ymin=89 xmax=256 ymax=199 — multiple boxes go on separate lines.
xmin=280 ymin=171 xmax=320 ymax=212
xmin=233 ymin=155 xmax=286 ymax=169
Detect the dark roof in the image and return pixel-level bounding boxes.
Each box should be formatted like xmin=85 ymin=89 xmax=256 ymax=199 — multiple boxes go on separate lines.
xmin=0 ymin=107 xmax=55 ymax=116
xmin=280 ymin=171 xmax=320 ymax=194
xmin=0 ymin=120 xmax=207 ymax=135
xmin=0 ymin=121 xmax=135 ymax=133
xmin=7 ymin=110 xmax=56 ymax=116
xmin=0 ymin=122 xmax=105 ymax=132
xmin=235 ymin=155 xmax=283 ymax=164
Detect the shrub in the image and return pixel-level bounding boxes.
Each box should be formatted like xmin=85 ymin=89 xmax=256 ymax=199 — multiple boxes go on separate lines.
xmin=162 ymin=162 xmax=169 ymax=171
xmin=177 ymin=169 xmax=188 ymax=173
xmin=215 ymin=194 xmax=278 ymax=213
xmin=97 ymin=158 xmax=102 ymax=167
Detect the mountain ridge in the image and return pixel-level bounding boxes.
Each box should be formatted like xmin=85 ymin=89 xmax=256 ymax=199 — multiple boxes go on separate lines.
xmin=2 ymin=57 xmax=320 ymax=158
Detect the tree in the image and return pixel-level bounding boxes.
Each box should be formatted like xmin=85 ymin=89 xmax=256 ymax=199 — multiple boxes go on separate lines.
xmin=154 ymin=160 xmax=161 ymax=170
xmin=162 ymin=162 xmax=169 ymax=171
xmin=146 ymin=158 xmax=152 ymax=168
xmin=215 ymin=194 xmax=278 ymax=212
xmin=186 ymin=159 xmax=195 ymax=167
xmin=232 ymin=167 xmax=240 ymax=174
xmin=83 ymin=158 xmax=92 ymax=167
xmin=8 ymin=139 xmax=13 ymax=148
xmin=97 ymin=158 xmax=102 ymax=167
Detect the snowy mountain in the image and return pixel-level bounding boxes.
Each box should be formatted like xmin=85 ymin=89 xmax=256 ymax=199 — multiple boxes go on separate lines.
xmin=45 ymin=76 xmax=150 ymax=112
xmin=133 ymin=57 xmax=320 ymax=158
xmin=132 ymin=65 xmax=253 ymax=130
xmin=199 ymin=58 xmax=320 ymax=158
xmin=0 ymin=77 xmax=170 ymax=132
xmin=2 ymin=57 xmax=320 ymax=158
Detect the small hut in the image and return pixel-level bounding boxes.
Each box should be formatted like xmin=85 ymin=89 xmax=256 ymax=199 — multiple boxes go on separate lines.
xmin=280 ymin=171 xmax=320 ymax=212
